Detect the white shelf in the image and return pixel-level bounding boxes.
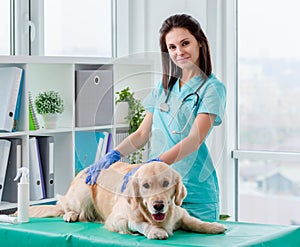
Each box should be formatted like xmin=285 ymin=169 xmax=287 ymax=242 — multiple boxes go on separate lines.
xmin=0 ymin=55 xmax=154 ymax=66
xmin=0 ymin=201 xmax=17 ymax=211
xmin=28 ymin=128 xmax=73 ymax=135
xmin=0 ymin=56 xmax=114 ymax=65
xmin=74 ymin=126 xmax=114 ymax=132
xmin=0 ymin=198 xmax=57 ymax=211
xmin=0 ymin=55 xmax=153 ymax=211
xmin=0 ymin=131 xmax=28 ymax=138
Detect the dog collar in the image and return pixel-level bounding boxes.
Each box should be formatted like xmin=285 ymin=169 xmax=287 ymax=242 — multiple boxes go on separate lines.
xmin=121 ymin=165 xmax=143 ymax=193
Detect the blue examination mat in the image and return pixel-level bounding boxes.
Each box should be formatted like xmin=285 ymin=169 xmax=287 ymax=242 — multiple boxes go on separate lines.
xmin=0 ymin=217 xmax=300 ymax=246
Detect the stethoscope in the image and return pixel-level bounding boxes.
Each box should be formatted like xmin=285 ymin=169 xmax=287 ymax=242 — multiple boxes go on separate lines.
xmin=159 ymin=79 xmax=206 ymax=134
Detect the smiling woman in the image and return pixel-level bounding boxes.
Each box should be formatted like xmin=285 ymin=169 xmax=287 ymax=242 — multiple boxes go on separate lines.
xmin=165 ymin=28 xmax=201 ymax=73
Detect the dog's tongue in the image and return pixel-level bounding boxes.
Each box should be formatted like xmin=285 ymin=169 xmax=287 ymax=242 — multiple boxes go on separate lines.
xmin=152 ymin=213 xmax=165 ymax=221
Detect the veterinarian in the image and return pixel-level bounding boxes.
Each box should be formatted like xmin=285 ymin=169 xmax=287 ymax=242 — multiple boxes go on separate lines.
xmin=86 ymin=14 xmax=226 ymax=222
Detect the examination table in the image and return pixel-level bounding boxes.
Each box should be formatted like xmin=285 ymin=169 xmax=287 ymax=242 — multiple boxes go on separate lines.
xmin=1 ymin=217 xmax=300 ymax=247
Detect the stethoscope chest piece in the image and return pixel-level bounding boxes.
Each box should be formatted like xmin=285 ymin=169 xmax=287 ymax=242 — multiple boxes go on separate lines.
xmin=159 ymin=102 xmax=169 ymax=112
xmin=159 ymin=78 xmax=207 ymax=134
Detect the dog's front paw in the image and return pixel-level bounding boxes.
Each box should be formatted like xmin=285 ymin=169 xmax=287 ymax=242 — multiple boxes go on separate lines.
xmin=208 ymin=222 xmax=226 ymax=234
xmin=147 ymin=227 xmax=168 ymax=240
xmin=63 ymin=211 xmax=79 ymax=222
xmin=116 ymin=219 xmax=131 ymax=234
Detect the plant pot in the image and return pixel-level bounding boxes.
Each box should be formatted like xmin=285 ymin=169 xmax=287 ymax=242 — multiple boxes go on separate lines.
xmin=115 ymin=102 xmax=129 ymax=124
xmin=42 ymin=113 xmax=59 ymax=129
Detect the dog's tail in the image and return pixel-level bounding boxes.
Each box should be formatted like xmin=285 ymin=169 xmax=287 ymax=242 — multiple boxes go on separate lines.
xmin=13 ymin=204 xmax=64 ymax=218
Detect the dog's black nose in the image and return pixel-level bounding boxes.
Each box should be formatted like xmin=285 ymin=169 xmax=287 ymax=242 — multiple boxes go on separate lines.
xmin=153 ymin=201 xmax=164 ymax=212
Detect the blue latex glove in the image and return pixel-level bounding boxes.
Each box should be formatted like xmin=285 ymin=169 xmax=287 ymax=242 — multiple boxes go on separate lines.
xmin=85 ymin=150 xmax=121 ymax=185
xmin=121 ymin=165 xmax=142 ymax=192
xmin=145 ymin=157 xmax=162 ymax=163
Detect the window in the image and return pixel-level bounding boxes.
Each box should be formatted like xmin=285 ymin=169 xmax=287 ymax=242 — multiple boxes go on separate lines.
xmin=0 ymin=0 xmax=10 ymax=55
xmin=1 ymin=0 xmax=113 ymax=57
xmin=43 ymin=0 xmax=112 ymax=57
xmin=237 ymin=0 xmax=300 ymax=225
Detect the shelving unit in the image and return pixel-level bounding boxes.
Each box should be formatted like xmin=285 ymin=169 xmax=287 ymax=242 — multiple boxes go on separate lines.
xmin=0 ymin=55 xmax=153 ymax=212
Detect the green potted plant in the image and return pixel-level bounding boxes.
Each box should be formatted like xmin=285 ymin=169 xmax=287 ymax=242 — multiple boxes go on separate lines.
xmin=35 ymin=90 xmax=64 ymax=129
xmin=115 ymin=87 xmax=145 ymax=163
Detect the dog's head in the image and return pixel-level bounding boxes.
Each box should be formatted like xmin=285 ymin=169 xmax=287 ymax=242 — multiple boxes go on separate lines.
xmin=127 ymin=161 xmax=187 ymax=223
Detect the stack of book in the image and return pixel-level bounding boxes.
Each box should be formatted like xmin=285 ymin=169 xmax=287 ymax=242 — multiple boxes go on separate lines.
xmin=28 ymin=91 xmax=40 ymax=130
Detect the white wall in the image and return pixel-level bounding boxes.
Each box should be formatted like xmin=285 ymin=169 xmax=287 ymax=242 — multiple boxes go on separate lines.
xmin=126 ymin=0 xmax=207 ymax=53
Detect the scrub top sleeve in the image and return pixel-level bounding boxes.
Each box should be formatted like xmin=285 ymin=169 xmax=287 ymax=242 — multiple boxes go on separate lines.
xmin=142 ymin=83 xmax=162 ymax=114
xmin=198 ymin=82 xmax=226 ymax=126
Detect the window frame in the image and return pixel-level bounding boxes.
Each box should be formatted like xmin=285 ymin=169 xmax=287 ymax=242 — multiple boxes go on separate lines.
xmin=11 ymin=0 xmax=119 ymax=57
xmin=224 ymin=0 xmax=300 ymax=222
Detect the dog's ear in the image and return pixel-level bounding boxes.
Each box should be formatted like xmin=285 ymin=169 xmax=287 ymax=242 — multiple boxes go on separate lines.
xmin=174 ymin=175 xmax=187 ymax=206
xmin=126 ymin=178 xmax=140 ymax=209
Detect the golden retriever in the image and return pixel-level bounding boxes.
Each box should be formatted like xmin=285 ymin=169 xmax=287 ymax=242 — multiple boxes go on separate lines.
xmin=25 ymin=161 xmax=226 ymax=239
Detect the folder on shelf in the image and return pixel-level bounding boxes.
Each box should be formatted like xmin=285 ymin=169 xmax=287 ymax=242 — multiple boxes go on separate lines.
xmin=0 ymin=139 xmax=11 ymax=201
xmin=75 ymin=131 xmax=107 ymax=174
xmin=94 ymin=137 xmax=104 ymax=163
xmin=0 ymin=67 xmax=23 ymax=132
xmin=28 ymin=91 xmax=40 ymax=130
xmin=98 ymin=131 xmax=112 ymax=160
xmin=105 ymin=132 xmax=113 ymax=155
xmin=75 ymin=70 xmax=113 ymax=127
xmin=29 ymin=137 xmax=46 ymax=201
xmin=36 ymin=136 xmax=54 ymax=198
xmin=12 ymin=70 xmax=24 ymax=132
xmin=94 ymin=131 xmax=111 ymax=162
xmin=2 ymin=138 xmax=22 ymax=203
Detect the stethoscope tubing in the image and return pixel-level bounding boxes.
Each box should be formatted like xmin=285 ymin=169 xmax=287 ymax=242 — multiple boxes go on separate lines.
xmin=167 ymin=92 xmax=199 ymax=134
xmin=160 ymin=77 xmax=207 ymax=134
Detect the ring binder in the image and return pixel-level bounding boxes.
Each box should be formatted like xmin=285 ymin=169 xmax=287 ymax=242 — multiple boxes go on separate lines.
xmin=75 ymin=70 xmax=113 ymax=127
xmin=0 ymin=67 xmax=23 ymax=132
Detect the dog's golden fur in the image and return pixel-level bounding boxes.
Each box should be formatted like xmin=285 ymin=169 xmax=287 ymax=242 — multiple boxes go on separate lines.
xmin=26 ymin=161 xmax=226 ymax=239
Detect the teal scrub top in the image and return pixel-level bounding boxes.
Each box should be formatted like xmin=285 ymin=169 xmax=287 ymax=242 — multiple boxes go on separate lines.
xmin=142 ymin=74 xmax=226 ymax=203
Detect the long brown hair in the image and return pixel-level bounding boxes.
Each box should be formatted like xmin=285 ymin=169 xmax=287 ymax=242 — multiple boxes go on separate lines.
xmin=159 ymin=14 xmax=212 ymax=93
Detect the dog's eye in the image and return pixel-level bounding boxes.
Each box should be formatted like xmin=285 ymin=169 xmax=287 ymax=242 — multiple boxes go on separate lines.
xmin=162 ymin=180 xmax=169 ymax=187
xmin=143 ymin=183 xmax=150 ymax=189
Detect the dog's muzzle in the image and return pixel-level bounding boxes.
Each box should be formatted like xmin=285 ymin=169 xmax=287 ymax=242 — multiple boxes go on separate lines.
xmin=151 ymin=201 xmax=166 ymax=222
